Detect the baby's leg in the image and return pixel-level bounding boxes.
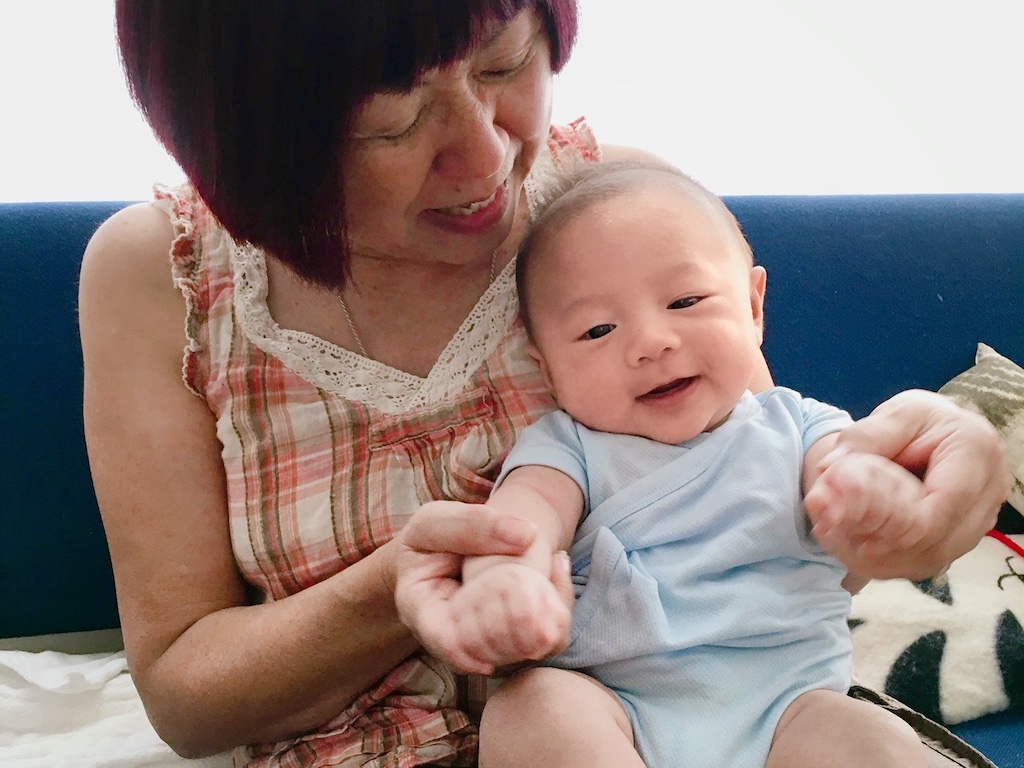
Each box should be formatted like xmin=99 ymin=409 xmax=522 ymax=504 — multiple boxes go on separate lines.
xmin=479 ymin=667 xmax=644 ymax=768
xmin=767 ymin=688 xmax=928 ymax=768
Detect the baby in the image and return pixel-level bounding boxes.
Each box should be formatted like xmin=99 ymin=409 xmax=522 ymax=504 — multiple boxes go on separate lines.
xmin=403 ymin=161 xmax=928 ymax=768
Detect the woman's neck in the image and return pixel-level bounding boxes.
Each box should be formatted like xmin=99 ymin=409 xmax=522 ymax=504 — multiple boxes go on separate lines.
xmin=341 ymin=256 xmax=499 ymax=374
xmin=263 ymin=192 xmax=528 ymax=377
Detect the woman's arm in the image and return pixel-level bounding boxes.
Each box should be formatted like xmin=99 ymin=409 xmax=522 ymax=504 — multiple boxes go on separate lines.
xmin=79 ymin=205 xmax=536 ymax=758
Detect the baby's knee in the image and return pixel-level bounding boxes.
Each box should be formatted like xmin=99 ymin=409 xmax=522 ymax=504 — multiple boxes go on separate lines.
xmin=480 ymin=668 xmax=636 ymax=768
xmin=866 ymin=710 xmax=928 ymax=768
xmin=770 ymin=690 xmax=929 ymax=768
xmin=482 ymin=667 xmax=592 ymax=732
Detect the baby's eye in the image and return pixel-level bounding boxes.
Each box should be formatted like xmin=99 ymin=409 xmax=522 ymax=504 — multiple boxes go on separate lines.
xmin=669 ymin=296 xmax=701 ymax=310
xmin=582 ymin=324 xmax=615 ymax=340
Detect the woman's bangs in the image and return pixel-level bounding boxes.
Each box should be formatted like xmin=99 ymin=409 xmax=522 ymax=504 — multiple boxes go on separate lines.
xmin=378 ymin=0 xmax=537 ymax=90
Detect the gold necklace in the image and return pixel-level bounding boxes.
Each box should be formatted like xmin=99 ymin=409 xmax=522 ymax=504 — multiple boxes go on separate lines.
xmin=338 ymin=249 xmax=498 ymax=359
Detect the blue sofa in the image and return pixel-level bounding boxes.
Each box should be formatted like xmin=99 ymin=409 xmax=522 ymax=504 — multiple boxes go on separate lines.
xmin=2 ymin=195 xmax=1022 ymax=765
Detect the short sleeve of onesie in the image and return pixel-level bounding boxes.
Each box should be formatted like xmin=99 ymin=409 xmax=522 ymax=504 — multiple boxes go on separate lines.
xmin=494 ymin=410 xmax=592 ymax=510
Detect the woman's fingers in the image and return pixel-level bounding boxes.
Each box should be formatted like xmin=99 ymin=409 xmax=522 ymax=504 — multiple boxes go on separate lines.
xmin=400 ymin=500 xmax=537 ymax=556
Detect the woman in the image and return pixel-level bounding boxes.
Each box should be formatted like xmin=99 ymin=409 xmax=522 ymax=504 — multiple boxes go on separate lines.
xmin=79 ymin=2 xmax=1007 ymax=766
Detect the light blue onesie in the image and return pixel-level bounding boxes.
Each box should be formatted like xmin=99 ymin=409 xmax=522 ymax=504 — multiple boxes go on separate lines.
xmin=495 ymin=387 xmax=854 ymax=768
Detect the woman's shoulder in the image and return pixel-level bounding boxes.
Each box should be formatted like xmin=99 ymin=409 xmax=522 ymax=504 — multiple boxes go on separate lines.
xmin=78 ymin=200 xmax=193 ymax=392
xmin=80 ymin=202 xmax=178 ymax=300
xmin=547 ymin=117 xmax=602 ymax=163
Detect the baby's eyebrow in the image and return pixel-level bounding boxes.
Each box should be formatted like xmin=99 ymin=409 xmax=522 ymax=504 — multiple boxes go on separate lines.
xmin=559 ymin=292 xmax=611 ymax=316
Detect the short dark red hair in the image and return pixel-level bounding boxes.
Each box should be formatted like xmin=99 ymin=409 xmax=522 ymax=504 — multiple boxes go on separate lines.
xmin=116 ymin=0 xmax=578 ymax=288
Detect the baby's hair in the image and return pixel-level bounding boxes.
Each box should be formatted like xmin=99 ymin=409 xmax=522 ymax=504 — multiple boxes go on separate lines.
xmin=516 ymin=160 xmax=754 ymax=340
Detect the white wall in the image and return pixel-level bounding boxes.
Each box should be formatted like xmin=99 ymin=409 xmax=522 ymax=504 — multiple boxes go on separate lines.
xmin=1 ymin=0 xmax=1021 ymax=202
xmin=0 ymin=2 xmax=185 ymax=202
xmin=553 ymin=0 xmax=1024 ymax=194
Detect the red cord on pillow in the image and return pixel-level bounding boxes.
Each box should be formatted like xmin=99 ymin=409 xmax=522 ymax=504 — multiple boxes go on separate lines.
xmin=986 ymin=529 xmax=1024 ymax=560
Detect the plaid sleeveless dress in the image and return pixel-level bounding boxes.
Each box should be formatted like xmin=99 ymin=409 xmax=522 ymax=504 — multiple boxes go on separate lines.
xmin=156 ymin=120 xmax=600 ymax=768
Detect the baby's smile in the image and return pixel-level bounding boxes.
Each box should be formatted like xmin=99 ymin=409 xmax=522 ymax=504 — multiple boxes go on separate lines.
xmin=638 ymin=376 xmax=696 ymax=401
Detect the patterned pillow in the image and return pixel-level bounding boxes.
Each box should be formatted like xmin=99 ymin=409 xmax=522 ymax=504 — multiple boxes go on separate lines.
xmin=849 ymin=344 xmax=1024 ymax=726
xmin=939 ymin=343 xmax=1024 ymax=519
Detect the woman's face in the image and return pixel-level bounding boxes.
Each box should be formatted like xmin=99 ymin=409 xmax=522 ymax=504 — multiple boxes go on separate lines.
xmin=342 ymin=8 xmax=554 ymax=268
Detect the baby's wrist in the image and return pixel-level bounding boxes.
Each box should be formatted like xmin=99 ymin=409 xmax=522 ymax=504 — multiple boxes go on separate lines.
xmin=462 ymin=553 xmax=526 ymax=583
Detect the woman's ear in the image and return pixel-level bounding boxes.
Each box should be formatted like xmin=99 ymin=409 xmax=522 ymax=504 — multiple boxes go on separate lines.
xmin=749 ymin=265 xmax=767 ymax=345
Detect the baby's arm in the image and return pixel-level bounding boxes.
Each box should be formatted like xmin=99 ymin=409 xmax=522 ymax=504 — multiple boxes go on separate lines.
xmin=803 ymin=431 xmax=927 ymax=591
xmin=453 ymin=466 xmax=583 ymax=673
xmin=401 ymin=466 xmax=584 ymax=675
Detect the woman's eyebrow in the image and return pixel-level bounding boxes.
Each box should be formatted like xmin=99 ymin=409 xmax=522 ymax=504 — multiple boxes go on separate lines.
xmin=481 ymin=13 xmax=538 ymax=47
xmin=480 ymin=22 xmax=509 ymax=47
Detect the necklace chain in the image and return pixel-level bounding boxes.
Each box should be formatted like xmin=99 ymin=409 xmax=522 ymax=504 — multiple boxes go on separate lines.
xmin=339 ymin=249 xmax=498 ymax=359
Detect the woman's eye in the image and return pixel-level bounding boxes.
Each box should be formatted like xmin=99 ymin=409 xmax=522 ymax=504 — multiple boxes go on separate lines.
xmin=378 ymin=113 xmax=423 ymax=142
xmin=481 ymin=49 xmax=533 ymax=80
xmin=583 ymin=324 xmax=615 ymax=340
xmin=669 ymin=296 xmax=701 ymax=310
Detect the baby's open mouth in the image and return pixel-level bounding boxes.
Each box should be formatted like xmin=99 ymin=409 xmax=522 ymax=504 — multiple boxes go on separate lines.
xmin=640 ymin=377 xmax=695 ymax=400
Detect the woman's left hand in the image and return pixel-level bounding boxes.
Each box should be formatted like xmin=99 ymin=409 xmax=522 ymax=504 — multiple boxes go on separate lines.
xmin=806 ymin=389 xmax=1009 ymax=583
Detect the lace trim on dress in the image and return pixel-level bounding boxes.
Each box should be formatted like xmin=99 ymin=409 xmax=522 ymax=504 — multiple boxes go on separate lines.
xmin=154 ymin=185 xmax=206 ymax=397
xmin=231 ymin=242 xmax=521 ymax=413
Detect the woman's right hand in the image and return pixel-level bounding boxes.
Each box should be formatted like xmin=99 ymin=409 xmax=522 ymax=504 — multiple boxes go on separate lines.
xmin=393 ymin=501 xmax=574 ymax=672
xmin=391 ymin=501 xmax=539 ymax=629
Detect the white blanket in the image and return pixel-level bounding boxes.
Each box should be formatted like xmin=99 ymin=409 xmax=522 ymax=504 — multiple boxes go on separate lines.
xmin=850 ymin=532 xmax=1024 ymax=725
xmin=0 ymin=649 xmax=233 ymax=768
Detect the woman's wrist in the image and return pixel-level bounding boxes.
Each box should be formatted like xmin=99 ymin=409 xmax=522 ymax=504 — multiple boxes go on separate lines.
xmin=370 ymin=538 xmax=411 ymax=622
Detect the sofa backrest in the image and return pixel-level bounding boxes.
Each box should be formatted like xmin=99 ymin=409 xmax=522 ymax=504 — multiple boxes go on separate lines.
xmin=730 ymin=194 xmax=1024 ymax=418
xmin=2 ymin=202 xmax=127 ymax=638
xmin=1 ymin=194 xmax=1022 ymax=639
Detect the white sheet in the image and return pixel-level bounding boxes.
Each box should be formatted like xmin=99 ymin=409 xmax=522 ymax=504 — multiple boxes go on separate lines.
xmin=0 ymin=649 xmax=233 ymax=768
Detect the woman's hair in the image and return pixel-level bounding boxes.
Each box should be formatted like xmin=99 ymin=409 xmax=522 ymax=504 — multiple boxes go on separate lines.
xmin=516 ymin=161 xmax=754 ymax=339
xmin=115 ymin=0 xmax=578 ymax=288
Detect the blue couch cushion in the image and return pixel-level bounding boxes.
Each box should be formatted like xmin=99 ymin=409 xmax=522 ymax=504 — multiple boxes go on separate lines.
xmin=725 ymin=194 xmax=1024 ymax=419
xmin=1 ymin=202 xmax=128 ymax=638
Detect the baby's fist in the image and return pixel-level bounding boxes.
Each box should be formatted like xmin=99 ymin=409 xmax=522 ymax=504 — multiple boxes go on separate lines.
xmin=806 ymin=449 xmax=927 ymax=559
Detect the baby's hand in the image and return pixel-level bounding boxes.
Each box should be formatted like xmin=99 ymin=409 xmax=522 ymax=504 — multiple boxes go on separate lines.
xmin=805 ymin=449 xmax=928 ymax=562
xmin=433 ymin=561 xmax=571 ymax=675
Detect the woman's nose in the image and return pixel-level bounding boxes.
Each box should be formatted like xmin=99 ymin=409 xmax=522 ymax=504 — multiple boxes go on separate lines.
xmin=434 ymin=96 xmax=509 ymax=182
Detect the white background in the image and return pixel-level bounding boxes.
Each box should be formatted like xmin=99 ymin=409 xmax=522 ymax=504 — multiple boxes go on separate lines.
xmin=1 ymin=0 xmax=1022 ymax=202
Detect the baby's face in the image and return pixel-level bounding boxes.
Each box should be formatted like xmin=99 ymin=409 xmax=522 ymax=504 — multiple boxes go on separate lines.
xmin=526 ymin=187 xmax=766 ymax=444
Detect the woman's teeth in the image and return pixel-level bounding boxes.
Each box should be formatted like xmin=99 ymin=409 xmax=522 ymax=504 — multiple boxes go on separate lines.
xmin=442 ymin=188 xmax=498 ymax=216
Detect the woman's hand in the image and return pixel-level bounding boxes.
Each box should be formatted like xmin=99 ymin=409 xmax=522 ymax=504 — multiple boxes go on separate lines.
xmin=392 ymin=500 xmax=574 ymax=669
xmin=404 ymin=560 xmax=571 ymax=675
xmin=806 ymin=390 xmax=1009 ymax=582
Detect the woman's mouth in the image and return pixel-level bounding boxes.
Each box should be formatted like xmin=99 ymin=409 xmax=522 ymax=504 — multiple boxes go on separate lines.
xmin=427 ymin=179 xmax=511 ymax=233
xmin=436 ymin=186 xmax=501 ymax=216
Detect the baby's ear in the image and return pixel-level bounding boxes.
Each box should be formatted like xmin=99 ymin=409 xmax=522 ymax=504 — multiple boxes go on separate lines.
xmin=749 ymin=265 xmax=767 ymax=344
xmin=527 ymin=341 xmax=556 ymax=392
